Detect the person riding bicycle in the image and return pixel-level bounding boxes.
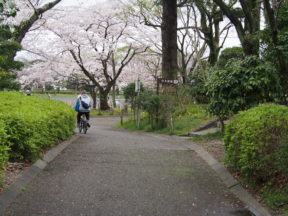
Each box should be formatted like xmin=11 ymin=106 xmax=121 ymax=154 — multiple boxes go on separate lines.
xmin=75 ymin=90 xmax=92 ymax=128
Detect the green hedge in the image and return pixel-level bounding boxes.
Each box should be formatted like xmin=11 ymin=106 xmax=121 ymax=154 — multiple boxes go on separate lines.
xmin=224 ymin=103 xmax=288 ymax=184
xmin=0 ymin=120 xmax=8 ymax=171
xmin=0 ymin=92 xmax=75 ymax=168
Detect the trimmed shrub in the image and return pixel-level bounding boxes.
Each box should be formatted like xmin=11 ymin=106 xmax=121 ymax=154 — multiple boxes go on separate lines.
xmin=224 ymin=104 xmax=288 ymax=184
xmin=217 ymin=47 xmax=244 ymax=68
xmin=0 ymin=92 xmax=75 ymax=162
xmin=0 ymin=119 xmax=8 ymax=170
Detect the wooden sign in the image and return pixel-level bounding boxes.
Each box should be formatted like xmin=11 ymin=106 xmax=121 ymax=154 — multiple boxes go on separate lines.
xmin=157 ymin=78 xmax=179 ymax=85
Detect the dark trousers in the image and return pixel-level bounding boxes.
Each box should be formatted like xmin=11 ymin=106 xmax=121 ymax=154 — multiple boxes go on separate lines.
xmin=77 ymin=112 xmax=90 ymax=124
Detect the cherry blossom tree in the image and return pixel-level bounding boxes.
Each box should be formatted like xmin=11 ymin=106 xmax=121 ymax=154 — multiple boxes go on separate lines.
xmin=118 ymin=55 xmax=158 ymax=89
xmin=21 ymin=4 xmax=148 ymax=110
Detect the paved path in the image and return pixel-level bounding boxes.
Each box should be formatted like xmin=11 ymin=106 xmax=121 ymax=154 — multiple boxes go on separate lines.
xmin=4 ymin=117 xmax=254 ymax=216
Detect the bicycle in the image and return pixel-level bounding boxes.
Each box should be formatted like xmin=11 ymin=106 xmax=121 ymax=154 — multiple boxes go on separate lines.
xmin=79 ymin=114 xmax=88 ymax=134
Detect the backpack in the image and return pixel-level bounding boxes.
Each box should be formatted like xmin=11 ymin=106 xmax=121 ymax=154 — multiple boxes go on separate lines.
xmin=74 ymin=101 xmax=80 ymax=112
xmin=80 ymin=97 xmax=90 ymax=109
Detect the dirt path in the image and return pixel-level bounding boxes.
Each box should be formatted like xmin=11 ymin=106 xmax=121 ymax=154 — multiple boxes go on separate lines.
xmin=4 ymin=117 xmax=253 ymax=216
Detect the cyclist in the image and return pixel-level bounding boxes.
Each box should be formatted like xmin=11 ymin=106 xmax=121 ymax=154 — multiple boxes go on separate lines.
xmin=25 ymin=89 xmax=31 ymax=96
xmin=76 ymin=90 xmax=92 ymax=128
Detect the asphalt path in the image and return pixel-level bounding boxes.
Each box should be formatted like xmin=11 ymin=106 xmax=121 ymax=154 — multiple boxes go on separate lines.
xmin=4 ymin=117 xmax=254 ymax=216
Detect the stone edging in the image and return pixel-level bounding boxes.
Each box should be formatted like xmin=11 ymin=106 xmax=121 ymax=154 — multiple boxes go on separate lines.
xmin=0 ymin=135 xmax=80 ymax=215
xmin=173 ymin=136 xmax=272 ymax=216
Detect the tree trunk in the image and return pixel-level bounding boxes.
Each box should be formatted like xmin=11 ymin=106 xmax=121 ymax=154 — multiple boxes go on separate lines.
xmin=90 ymin=87 xmax=97 ymax=109
xmin=99 ymin=89 xmax=110 ymax=110
xmin=219 ymin=118 xmax=225 ymax=132
xmin=263 ymin=0 xmax=288 ymax=93
xmin=111 ymin=53 xmax=117 ymax=108
xmin=162 ymin=0 xmax=178 ymax=79
xmin=208 ymin=42 xmax=219 ymax=66
xmin=213 ymin=0 xmax=260 ymax=56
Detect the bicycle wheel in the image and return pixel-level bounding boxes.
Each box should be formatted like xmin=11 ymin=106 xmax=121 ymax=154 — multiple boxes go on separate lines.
xmin=83 ymin=122 xmax=88 ymax=134
xmin=79 ymin=120 xmax=83 ymax=133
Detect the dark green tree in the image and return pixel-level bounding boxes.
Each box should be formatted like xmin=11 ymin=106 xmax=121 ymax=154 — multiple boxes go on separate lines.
xmin=194 ymin=0 xmax=229 ymax=66
xmin=261 ymin=1 xmax=288 ymax=94
xmin=0 ymin=1 xmax=22 ymax=90
xmin=207 ymin=56 xmax=282 ymax=129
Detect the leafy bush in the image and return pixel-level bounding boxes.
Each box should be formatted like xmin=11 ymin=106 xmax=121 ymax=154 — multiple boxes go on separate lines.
xmin=207 ymin=56 xmax=282 ymax=121
xmin=0 ymin=92 xmax=75 ymax=162
xmin=188 ymin=60 xmax=211 ymax=103
xmin=217 ymin=47 xmax=244 ymax=68
xmin=176 ymin=84 xmax=206 ymax=104
xmin=122 ymin=82 xmax=144 ymax=102
xmin=139 ymin=90 xmax=161 ymax=126
xmin=224 ymin=104 xmax=288 ymax=184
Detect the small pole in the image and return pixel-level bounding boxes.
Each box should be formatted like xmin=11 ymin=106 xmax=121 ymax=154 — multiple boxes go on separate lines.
xmin=136 ymin=76 xmax=141 ymax=128
xmin=120 ymin=109 xmax=123 ymax=126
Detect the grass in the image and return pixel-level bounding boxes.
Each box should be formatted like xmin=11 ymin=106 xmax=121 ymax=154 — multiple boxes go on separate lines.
xmin=263 ymin=188 xmax=288 ymax=213
xmin=90 ymin=107 xmax=131 ymax=117
xmin=33 ymin=93 xmax=77 ymax=98
xmin=191 ymin=131 xmax=223 ymax=142
xmin=118 ymin=104 xmax=215 ymax=135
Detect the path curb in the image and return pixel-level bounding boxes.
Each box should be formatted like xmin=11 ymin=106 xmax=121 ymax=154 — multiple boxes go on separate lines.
xmin=0 ymin=135 xmax=80 ymax=214
xmin=180 ymin=138 xmax=272 ymax=216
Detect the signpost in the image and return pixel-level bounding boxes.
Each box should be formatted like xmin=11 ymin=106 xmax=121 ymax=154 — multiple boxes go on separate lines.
xmin=157 ymin=78 xmax=179 ymax=85
xmin=156 ymin=78 xmax=179 ymax=95
xmin=135 ymin=76 xmax=141 ymax=128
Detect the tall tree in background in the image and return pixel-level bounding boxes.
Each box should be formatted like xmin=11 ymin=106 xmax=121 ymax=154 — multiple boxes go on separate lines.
xmin=213 ymin=0 xmax=261 ymax=56
xmin=161 ymin=0 xmax=178 ymax=79
xmin=194 ymin=0 xmax=231 ymax=66
xmin=177 ymin=5 xmax=206 ymax=83
xmin=262 ymin=0 xmax=288 ymax=92
xmin=124 ymin=0 xmax=208 ymax=83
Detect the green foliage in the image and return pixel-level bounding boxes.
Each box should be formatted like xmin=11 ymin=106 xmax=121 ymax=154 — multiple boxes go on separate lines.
xmin=0 ymin=71 xmax=20 ymax=90
xmin=0 ymin=1 xmax=22 ymax=90
xmin=0 ymin=25 xmax=22 ymax=90
xmin=139 ymin=90 xmax=161 ymax=122
xmin=122 ymin=82 xmax=144 ymax=102
xmin=263 ymin=187 xmax=288 ymax=213
xmin=0 ymin=92 xmax=75 ymax=162
xmin=217 ymin=47 xmax=244 ymax=68
xmin=192 ymin=131 xmax=223 ymax=142
xmin=119 ymin=103 xmax=213 ymax=135
xmin=224 ymin=104 xmax=288 ymax=184
xmin=207 ymin=56 xmax=282 ymax=119
xmin=0 ymin=0 xmax=18 ymax=20
xmin=188 ymin=60 xmax=211 ymax=103
xmin=261 ymin=1 xmax=288 ymax=90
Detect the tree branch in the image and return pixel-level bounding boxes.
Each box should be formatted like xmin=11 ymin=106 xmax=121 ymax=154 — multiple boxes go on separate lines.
xmin=13 ymin=0 xmax=62 ymax=44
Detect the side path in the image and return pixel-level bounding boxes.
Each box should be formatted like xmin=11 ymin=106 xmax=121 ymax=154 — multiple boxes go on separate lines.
xmin=2 ymin=117 xmax=268 ymax=216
